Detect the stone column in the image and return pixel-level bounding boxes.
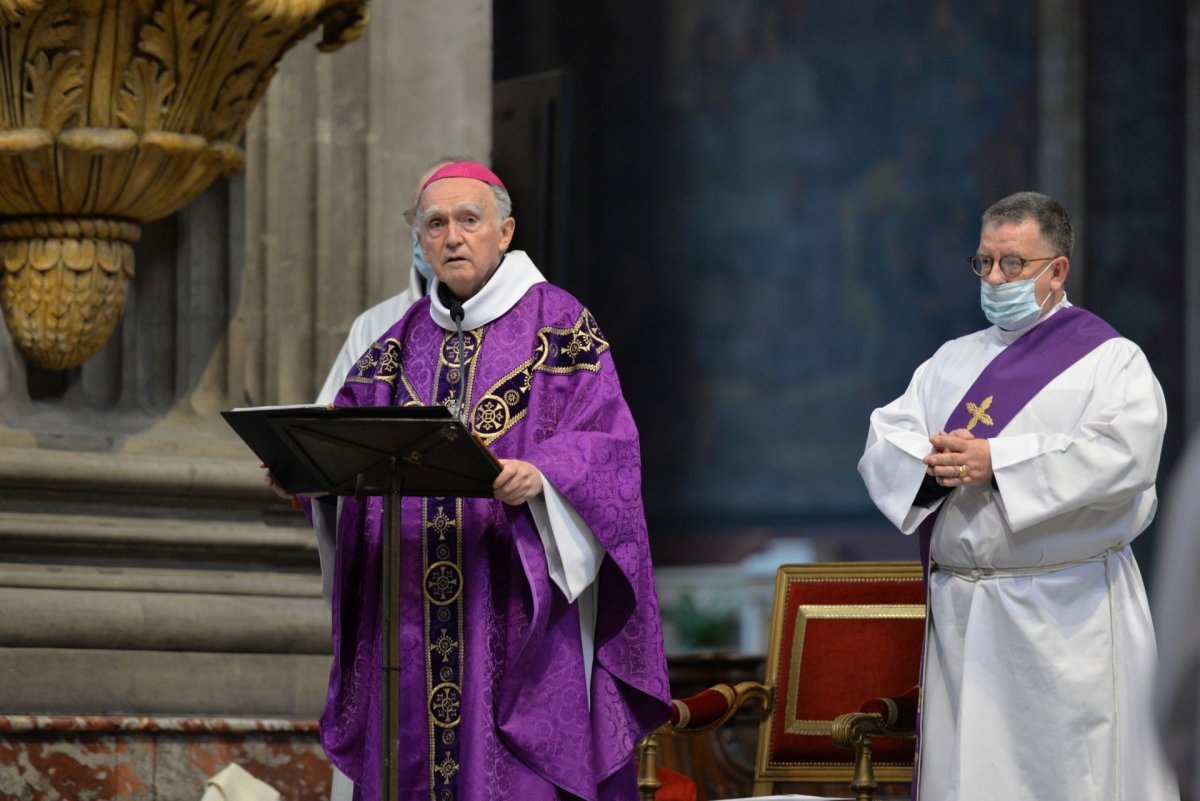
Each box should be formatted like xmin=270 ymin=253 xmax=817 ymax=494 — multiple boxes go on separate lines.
xmin=0 ymin=0 xmax=492 ymax=718
xmin=1038 ymin=0 xmax=1087 ymax=294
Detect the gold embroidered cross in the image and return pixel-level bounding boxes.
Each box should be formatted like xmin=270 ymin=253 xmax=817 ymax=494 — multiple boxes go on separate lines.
xmin=965 ymin=396 xmax=994 ymax=431
xmin=433 ymin=753 xmax=460 ymax=783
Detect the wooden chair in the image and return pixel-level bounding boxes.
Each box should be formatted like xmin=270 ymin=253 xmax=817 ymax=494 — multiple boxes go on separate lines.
xmin=638 ymin=562 xmax=925 ymax=801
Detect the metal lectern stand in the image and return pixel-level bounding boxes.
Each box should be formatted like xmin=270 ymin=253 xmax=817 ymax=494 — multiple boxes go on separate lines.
xmin=223 ymin=405 xmax=500 ymax=801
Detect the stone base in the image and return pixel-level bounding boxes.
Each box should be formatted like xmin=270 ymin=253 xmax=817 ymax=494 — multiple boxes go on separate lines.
xmin=0 ymin=716 xmax=331 ymax=801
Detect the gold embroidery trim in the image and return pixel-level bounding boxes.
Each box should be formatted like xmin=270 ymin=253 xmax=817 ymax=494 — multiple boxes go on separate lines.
xmin=532 ymin=309 xmax=610 ymax=375
xmin=424 ymin=561 xmax=464 ymax=606
xmin=470 ymin=352 xmax=538 ymax=446
xmin=347 ymin=337 xmax=403 ymax=385
xmin=470 ymin=308 xmax=609 ymax=446
xmin=423 ymin=497 xmax=465 ymax=796
xmin=436 ymin=329 xmax=484 ymax=415
xmin=429 ymin=681 xmax=463 ymax=728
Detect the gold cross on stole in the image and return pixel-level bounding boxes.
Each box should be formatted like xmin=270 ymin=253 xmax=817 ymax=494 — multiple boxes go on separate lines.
xmin=965 ymin=396 xmax=994 ymax=431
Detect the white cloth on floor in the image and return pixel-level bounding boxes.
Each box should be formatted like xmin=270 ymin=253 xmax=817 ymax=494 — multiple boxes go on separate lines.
xmin=199 ymin=764 xmax=280 ymax=801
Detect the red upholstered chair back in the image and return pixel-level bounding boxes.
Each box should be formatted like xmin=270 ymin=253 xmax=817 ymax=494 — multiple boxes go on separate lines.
xmin=753 ymin=562 xmax=924 ymax=791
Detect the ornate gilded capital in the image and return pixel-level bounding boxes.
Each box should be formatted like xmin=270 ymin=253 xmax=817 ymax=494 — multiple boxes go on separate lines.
xmin=0 ymin=218 xmax=137 ymax=371
xmin=0 ymin=0 xmax=368 ymax=370
xmin=0 ymin=0 xmax=43 ymax=26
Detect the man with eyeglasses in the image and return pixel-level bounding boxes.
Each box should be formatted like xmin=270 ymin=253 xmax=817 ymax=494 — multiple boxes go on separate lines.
xmin=858 ymin=191 xmax=1178 ymax=800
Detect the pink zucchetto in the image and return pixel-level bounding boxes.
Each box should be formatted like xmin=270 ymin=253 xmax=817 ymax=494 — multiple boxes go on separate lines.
xmin=421 ymin=161 xmax=506 ymax=191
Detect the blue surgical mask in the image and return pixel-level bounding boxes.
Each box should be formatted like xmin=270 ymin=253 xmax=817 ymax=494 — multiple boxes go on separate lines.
xmin=412 ymin=231 xmax=435 ymax=281
xmin=979 ymin=261 xmax=1056 ymax=330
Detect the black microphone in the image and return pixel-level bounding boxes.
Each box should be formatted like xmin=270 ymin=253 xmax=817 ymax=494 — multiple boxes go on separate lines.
xmin=449 ymin=300 xmax=467 ymax=422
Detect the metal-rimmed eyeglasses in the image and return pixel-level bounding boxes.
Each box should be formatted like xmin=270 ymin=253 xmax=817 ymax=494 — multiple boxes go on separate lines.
xmin=968 ymin=254 xmax=1058 ymax=279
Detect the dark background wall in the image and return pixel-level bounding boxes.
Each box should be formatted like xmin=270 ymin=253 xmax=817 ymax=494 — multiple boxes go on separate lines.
xmin=494 ymin=0 xmax=1190 ymax=575
xmin=1083 ymin=0 xmax=1188 ymax=572
xmin=1085 ymin=0 xmax=1186 ymax=464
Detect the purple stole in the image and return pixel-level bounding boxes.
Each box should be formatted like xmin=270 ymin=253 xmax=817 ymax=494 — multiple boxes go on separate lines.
xmin=916 ymin=306 xmax=1120 ymax=571
xmin=910 ymin=306 xmax=1119 ymax=800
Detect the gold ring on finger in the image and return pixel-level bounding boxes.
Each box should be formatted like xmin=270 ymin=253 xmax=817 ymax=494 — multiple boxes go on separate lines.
xmin=957 ymin=464 xmax=968 ymax=479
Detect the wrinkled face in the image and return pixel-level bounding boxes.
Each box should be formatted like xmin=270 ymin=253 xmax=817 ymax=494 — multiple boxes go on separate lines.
xmin=976 ymin=218 xmax=1068 ymax=302
xmin=417 ymin=178 xmax=515 ymax=300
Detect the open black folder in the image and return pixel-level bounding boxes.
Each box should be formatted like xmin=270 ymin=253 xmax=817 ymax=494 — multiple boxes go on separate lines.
xmin=221 ymin=404 xmax=501 ymax=497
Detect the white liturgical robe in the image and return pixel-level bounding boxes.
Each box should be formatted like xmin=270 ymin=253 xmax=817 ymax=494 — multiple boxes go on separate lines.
xmin=858 ymin=299 xmax=1179 ymax=801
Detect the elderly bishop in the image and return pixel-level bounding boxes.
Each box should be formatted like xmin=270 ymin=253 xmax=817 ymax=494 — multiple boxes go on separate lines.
xmin=315 ymin=162 xmax=670 ymax=801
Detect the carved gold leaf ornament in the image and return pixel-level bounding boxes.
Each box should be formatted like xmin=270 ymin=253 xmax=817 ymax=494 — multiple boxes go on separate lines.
xmin=0 ymin=0 xmax=46 ymax=26
xmin=243 ymin=0 xmax=371 ymax=51
xmin=140 ymin=0 xmax=209 ymax=87
xmin=116 ymin=54 xmax=176 ymax=131
xmin=243 ymin=0 xmax=327 ymax=21
xmin=0 ymin=0 xmax=369 ymax=370
xmin=0 ymin=218 xmax=136 ymax=371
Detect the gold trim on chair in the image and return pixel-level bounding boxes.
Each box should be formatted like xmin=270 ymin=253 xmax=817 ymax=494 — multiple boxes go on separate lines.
xmin=785 ymin=604 xmax=924 ymax=735
xmin=754 ymin=562 xmax=924 ymax=788
xmin=639 ymin=562 xmax=924 ymax=801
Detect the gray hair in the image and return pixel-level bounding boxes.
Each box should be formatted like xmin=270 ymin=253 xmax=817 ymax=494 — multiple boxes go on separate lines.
xmin=490 ymin=183 xmax=513 ymax=221
xmin=981 ymin=191 xmax=1074 ymax=258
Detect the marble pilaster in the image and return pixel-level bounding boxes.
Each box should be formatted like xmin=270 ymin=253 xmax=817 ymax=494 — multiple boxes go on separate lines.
xmin=0 ymin=0 xmax=493 ymax=720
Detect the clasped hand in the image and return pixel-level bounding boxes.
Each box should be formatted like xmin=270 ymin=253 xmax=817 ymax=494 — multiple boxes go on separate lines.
xmin=923 ymin=428 xmax=993 ymax=487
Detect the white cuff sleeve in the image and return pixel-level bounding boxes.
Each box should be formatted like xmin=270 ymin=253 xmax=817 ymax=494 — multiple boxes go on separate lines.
xmin=526 ymin=472 xmax=606 ymax=602
xmin=311 ymin=498 xmax=340 ymax=608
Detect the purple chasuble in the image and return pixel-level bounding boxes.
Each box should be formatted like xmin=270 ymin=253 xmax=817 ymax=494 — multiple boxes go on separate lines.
xmin=910 ymin=305 xmax=1119 ymax=801
xmin=319 ymin=282 xmax=671 ymax=801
